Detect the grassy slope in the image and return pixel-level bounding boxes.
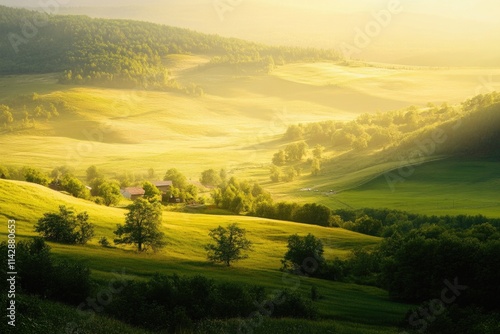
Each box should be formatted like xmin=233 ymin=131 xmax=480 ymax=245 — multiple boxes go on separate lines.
xmin=0 ymin=179 xmax=409 ymax=330
xmin=2 ymin=58 xmax=497 ymax=333
xmin=265 ymin=157 xmax=500 ymax=217
xmin=1 ymin=60 xmax=499 ymax=178
xmin=1 ymin=64 xmax=499 ymax=218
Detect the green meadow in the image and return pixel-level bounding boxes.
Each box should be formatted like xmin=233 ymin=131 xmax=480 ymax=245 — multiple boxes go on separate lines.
xmin=0 ymin=179 xmax=408 ymax=332
xmin=1 ymin=59 xmax=499 ymax=183
xmin=260 ymin=157 xmax=500 ymax=217
xmin=1 ymin=4 xmax=500 ymax=333
xmin=1 ymin=50 xmax=499 ymax=334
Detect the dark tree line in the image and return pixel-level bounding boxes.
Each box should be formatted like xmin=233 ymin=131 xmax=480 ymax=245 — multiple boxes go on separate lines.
xmin=313 ymin=220 xmax=500 ymax=334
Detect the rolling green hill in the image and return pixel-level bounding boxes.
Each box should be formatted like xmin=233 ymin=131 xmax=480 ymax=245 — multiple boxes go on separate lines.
xmin=0 ymin=179 xmax=409 ymax=332
xmin=1 ymin=4 xmax=499 ymax=334
xmin=237 ymin=95 xmax=500 ymax=216
xmin=273 ymin=157 xmax=500 ymax=217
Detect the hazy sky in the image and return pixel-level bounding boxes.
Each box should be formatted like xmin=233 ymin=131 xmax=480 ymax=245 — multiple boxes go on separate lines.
xmin=2 ymin=0 xmax=498 ymax=20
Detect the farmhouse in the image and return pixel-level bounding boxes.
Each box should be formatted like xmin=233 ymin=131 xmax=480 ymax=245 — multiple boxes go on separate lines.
xmin=153 ymin=180 xmax=173 ymax=193
xmin=121 ymin=187 xmax=145 ymax=200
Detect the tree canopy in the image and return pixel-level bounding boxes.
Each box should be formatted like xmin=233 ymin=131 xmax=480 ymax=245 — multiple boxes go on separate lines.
xmin=114 ymin=198 xmax=166 ymax=252
xmin=205 ymin=223 xmax=252 ymax=266
xmin=281 ymin=234 xmax=325 ymax=276
xmin=34 ymin=205 xmax=95 ymax=244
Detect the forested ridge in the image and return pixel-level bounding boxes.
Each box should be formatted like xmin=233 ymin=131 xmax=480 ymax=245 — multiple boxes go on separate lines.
xmin=281 ymin=92 xmax=500 ymax=156
xmin=0 ymin=6 xmax=340 ymax=89
xmin=263 ymin=92 xmax=500 ymax=185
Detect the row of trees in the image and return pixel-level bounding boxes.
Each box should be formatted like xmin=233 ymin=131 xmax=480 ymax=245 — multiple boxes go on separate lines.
xmin=252 ymin=201 xmax=335 ymax=228
xmin=0 ymin=98 xmax=64 ymax=132
xmin=206 ymin=174 xmax=337 ymax=228
xmin=1 ymin=164 xmax=204 ymax=206
xmin=331 ymin=207 xmax=500 ymax=237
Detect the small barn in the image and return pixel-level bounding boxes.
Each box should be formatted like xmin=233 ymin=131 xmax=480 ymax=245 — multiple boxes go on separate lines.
xmin=121 ymin=187 xmax=145 ymax=200
xmin=153 ymin=180 xmax=173 ymax=193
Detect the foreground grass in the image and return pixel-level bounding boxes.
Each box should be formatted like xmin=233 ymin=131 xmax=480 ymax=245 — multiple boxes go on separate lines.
xmin=196 ymin=318 xmax=401 ymax=334
xmin=0 ymin=294 xmax=401 ymax=334
xmin=0 ymin=294 xmax=149 ymax=334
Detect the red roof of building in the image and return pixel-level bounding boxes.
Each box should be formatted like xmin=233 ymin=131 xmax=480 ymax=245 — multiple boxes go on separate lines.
xmin=123 ymin=187 xmax=145 ymax=195
xmin=153 ymin=181 xmax=173 ymax=187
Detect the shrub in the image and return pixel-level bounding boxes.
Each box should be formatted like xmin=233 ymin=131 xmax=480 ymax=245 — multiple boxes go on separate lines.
xmin=99 ymin=236 xmax=111 ymax=247
xmin=34 ymin=206 xmax=95 ymax=244
xmin=107 ymin=274 xmax=317 ymax=331
xmin=0 ymin=238 xmax=91 ymax=305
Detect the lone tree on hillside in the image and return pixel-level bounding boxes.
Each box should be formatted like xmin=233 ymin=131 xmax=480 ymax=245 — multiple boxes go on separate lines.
xmin=113 ymin=198 xmax=166 ymax=252
xmin=35 ymin=205 xmax=95 ymax=244
xmin=205 ymin=223 xmax=252 ymax=266
xmin=281 ymin=233 xmax=325 ymax=276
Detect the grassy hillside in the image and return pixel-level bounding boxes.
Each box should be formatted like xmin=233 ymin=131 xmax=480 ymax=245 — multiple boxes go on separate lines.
xmin=1 ymin=6 xmax=499 ymax=223
xmin=1 ymin=74 xmax=499 ymax=218
xmin=0 ymin=293 xmax=402 ymax=334
xmin=1 ymin=63 xmax=498 ymax=176
xmin=266 ymin=158 xmax=500 ymax=217
xmin=0 ymin=179 xmax=409 ymax=330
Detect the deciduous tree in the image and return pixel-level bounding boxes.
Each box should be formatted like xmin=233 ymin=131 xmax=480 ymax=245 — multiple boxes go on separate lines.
xmin=114 ymin=198 xmax=166 ymax=252
xmin=35 ymin=206 xmax=95 ymax=244
xmin=281 ymin=234 xmax=325 ymax=276
xmin=205 ymin=223 xmax=252 ymax=266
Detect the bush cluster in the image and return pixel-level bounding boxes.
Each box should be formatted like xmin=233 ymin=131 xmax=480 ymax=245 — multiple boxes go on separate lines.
xmin=0 ymin=238 xmax=92 ymax=305
xmin=107 ymin=273 xmax=317 ymax=331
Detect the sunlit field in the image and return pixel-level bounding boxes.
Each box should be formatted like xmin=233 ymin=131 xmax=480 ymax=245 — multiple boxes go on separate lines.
xmin=1 ymin=3 xmax=500 ymax=334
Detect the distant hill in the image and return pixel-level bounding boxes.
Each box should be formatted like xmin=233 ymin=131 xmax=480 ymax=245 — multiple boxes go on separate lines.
xmin=0 ymin=6 xmax=340 ymax=89
xmin=283 ymin=92 xmax=500 ymax=164
xmin=395 ymin=99 xmax=500 ymax=158
xmin=16 ymin=0 xmax=500 ymax=67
